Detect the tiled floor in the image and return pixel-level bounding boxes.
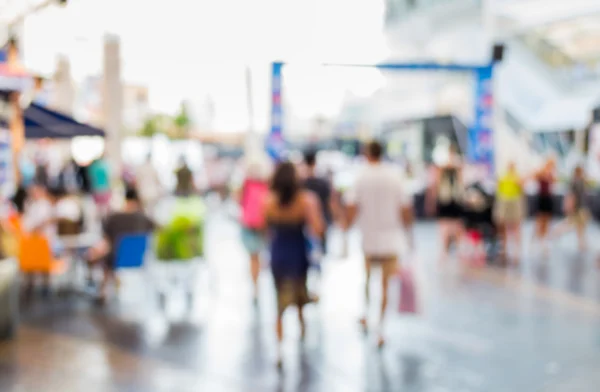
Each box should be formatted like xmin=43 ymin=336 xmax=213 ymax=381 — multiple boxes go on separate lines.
xmin=3 ymin=211 xmax=600 ymax=391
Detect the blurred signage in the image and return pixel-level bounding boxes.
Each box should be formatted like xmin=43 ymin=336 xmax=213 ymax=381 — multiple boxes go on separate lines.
xmin=0 ymin=127 xmax=13 ymax=197
xmin=468 ymin=66 xmax=494 ymax=174
xmin=267 ymin=62 xmax=285 ymax=160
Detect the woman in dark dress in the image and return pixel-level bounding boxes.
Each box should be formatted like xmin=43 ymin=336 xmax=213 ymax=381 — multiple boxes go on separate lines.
xmin=264 ymin=162 xmax=324 ymax=368
xmin=534 ymin=159 xmax=556 ymax=250
xmin=427 ymin=145 xmax=464 ymax=259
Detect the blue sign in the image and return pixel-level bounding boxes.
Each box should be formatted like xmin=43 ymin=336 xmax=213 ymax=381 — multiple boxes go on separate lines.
xmin=268 ymin=62 xmax=284 ymax=160
xmin=469 ymin=65 xmax=495 ymax=173
xmin=269 ymin=61 xmax=496 ymax=168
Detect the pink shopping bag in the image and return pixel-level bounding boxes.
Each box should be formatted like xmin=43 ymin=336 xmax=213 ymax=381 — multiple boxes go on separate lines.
xmin=398 ymin=267 xmax=418 ymax=314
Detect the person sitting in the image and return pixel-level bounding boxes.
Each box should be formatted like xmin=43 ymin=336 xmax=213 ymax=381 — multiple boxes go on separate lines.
xmin=87 ymin=188 xmax=154 ymax=304
xmin=22 ymin=183 xmax=55 ymax=241
xmin=51 ymin=187 xmax=83 ymax=236
xmin=21 ymin=183 xmax=57 ymax=297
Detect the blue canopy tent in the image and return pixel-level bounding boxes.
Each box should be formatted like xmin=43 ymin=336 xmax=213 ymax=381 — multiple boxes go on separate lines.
xmin=23 ymin=103 xmax=105 ymax=139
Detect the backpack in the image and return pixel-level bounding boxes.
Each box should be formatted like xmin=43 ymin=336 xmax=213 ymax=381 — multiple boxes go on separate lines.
xmin=241 ymin=180 xmax=268 ymax=229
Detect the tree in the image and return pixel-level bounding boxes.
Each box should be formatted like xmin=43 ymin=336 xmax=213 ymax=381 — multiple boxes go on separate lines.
xmin=138 ymin=114 xmax=171 ymax=138
xmin=173 ymin=101 xmax=191 ymax=139
xmin=137 ymin=103 xmax=192 ymax=139
xmin=139 ymin=117 xmax=160 ymax=138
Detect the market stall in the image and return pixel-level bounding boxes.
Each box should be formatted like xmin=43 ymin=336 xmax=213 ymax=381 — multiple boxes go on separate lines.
xmin=0 ymin=40 xmax=30 ymax=340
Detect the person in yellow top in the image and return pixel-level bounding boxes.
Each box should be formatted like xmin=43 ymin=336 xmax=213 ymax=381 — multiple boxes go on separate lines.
xmin=494 ymin=161 xmax=525 ymax=262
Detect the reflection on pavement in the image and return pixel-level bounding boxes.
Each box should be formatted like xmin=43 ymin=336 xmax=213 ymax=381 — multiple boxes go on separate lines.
xmin=5 ymin=209 xmax=600 ymax=391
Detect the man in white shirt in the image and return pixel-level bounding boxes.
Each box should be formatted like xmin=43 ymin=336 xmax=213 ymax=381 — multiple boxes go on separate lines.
xmin=136 ymin=154 xmax=162 ymax=216
xmin=346 ymin=141 xmax=410 ymax=347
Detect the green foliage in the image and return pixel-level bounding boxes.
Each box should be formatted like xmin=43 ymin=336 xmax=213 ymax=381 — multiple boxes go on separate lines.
xmin=172 ymin=102 xmax=191 ymax=139
xmin=136 ymin=101 xmax=192 ymax=139
xmin=155 ymin=216 xmax=203 ymax=261
xmin=139 ymin=117 xmax=160 ymax=137
xmin=155 ymin=197 xmax=206 ymax=261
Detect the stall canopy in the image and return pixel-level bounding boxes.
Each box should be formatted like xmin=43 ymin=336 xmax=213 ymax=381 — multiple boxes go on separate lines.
xmin=24 ymin=103 xmax=105 ymax=139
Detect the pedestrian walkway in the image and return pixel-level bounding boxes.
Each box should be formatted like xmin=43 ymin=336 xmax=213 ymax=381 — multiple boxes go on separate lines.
xmin=3 ymin=214 xmax=600 ymax=391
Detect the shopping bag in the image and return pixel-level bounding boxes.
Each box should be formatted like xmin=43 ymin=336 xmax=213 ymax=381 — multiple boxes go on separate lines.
xmin=398 ymin=267 xmax=418 ymax=314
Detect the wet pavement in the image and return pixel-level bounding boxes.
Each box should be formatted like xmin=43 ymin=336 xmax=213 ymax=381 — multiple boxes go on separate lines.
xmin=2 ymin=210 xmax=600 ymax=391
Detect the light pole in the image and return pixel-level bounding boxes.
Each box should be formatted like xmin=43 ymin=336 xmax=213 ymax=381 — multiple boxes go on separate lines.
xmin=4 ymin=0 xmax=68 ymax=35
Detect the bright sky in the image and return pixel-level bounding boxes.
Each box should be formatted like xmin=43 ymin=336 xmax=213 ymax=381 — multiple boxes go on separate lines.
xmin=21 ymin=0 xmax=389 ymax=132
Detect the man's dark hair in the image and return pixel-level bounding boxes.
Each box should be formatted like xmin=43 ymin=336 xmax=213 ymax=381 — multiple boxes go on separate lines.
xmin=49 ymin=186 xmax=67 ymax=200
xmin=365 ymin=140 xmax=383 ymax=160
xmin=304 ymin=150 xmax=317 ymax=167
xmin=125 ymin=188 xmax=140 ymax=202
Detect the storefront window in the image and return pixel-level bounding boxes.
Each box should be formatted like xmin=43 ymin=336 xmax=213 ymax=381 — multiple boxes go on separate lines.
xmin=386 ymin=0 xmax=479 ymax=25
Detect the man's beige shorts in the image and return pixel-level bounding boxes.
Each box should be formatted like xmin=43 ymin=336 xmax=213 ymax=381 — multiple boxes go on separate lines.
xmin=365 ymin=255 xmax=398 ymax=278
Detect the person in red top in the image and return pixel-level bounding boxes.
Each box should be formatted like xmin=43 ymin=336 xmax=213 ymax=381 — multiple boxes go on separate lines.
xmin=237 ymin=157 xmax=270 ymax=304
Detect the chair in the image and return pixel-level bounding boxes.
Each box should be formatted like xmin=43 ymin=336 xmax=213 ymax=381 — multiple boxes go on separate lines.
xmin=19 ymin=233 xmax=66 ymax=275
xmin=114 ymin=233 xmax=150 ymax=270
xmin=6 ymin=214 xmax=23 ymax=239
xmin=1 ymin=214 xmax=21 ymax=258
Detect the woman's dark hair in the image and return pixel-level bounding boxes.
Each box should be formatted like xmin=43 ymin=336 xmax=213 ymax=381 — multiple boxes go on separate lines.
xmin=271 ymin=161 xmax=299 ymax=207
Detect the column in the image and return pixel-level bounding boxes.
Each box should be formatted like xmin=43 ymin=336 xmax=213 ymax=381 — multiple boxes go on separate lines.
xmin=50 ymin=55 xmax=75 ymax=114
xmin=102 ymin=35 xmax=123 ymax=179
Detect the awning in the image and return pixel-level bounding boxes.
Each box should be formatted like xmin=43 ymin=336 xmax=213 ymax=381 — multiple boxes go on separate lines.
xmin=24 ymin=103 xmax=105 ymax=139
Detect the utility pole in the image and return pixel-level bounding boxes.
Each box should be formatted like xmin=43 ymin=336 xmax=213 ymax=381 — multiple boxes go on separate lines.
xmin=5 ymin=0 xmax=68 ymax=31
xmin=244 ymin=65 xmax=259 ymax=156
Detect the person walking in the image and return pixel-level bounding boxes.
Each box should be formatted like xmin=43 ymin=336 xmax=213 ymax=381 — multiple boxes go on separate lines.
xmin=551 ymin=165 xmax=589 ymax=251
xmin=495 ymin=161 xmax=525 ymax=262
xmin=533 ymin=159 xmax=556 ymax=251
xmin=175 ymin=157 xmax=194 ymax=197
xmin=264 ymin=162 xmax=324 ymax=368
xmin=427 ymin=144 xmax=464 ymax=260
xmin=402 ymin=162 xmax=418 ymax=250
xmin=345 ymin=141 xmax=409 ymax=348
xmin=238 ymin=158 xmax=270 ymax=304
xmin=136 ymin=153 xmax=162 ymax=216
xmin=302 ymin=150 xmax=333 ymax=254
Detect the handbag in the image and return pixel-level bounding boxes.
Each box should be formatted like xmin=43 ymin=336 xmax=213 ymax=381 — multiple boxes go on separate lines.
xmin=398 ymin=267 xmax=418 ymax=314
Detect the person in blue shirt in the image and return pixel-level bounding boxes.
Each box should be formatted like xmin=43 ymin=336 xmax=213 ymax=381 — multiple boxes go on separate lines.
xmin=88 ymin=155 xmax=111 ymax=216
xmin=20 ymin=156 xmax=35 ymax=187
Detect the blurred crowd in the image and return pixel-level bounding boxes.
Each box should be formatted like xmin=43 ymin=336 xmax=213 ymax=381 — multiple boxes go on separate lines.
xmin=2 ymin=140 xmax=594 ymax=369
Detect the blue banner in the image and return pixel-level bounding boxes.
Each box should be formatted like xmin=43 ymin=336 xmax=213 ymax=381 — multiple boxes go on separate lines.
xmin=267 ymin=62 xmax=285 ymax=160
xmin=469 ymin=65 xmax=494 ymax=173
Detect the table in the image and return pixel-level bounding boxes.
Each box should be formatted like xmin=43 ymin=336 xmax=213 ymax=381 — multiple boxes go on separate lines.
xmin=58 ymin=232 xmax=101 ymax=295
